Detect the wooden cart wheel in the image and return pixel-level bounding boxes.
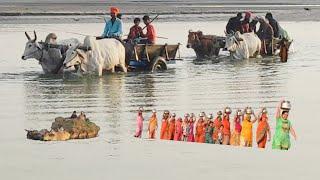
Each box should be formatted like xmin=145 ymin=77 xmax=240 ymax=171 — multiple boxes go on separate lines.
xmin=149 ymin=56 xmax=167 ymax=72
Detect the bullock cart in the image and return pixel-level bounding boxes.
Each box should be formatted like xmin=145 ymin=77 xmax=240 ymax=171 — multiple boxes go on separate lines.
xmin=127 ymin=43 xmax=181 ymax=72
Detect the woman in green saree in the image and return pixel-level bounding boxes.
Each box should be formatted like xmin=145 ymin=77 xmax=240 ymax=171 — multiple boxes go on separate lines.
xmin=272 ymin=100 xmax=297 ymax=150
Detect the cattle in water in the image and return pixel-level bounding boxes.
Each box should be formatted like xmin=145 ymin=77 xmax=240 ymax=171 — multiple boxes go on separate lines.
xmin=187 ymin=30 xmax=225 ymax=59
xmin=224 ymin=31 xmax=261 ymax=60
xmin=21 ymin=31 xmax=80 ymax=74
xmin=63 ymin=36 xmax=127 ymax=76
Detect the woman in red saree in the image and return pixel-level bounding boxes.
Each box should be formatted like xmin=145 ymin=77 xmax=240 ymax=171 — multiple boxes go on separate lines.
xmin=195 ymin=113 xmax=205 ymax=143
xmin=222 ymin=107 xmax=232 ymax=145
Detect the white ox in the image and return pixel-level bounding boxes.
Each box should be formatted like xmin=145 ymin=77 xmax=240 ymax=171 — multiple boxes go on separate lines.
xmin=225 ymin=32 xmax=261 ymax=60
xmin=63 ymin=36 xmax=127 ymax=76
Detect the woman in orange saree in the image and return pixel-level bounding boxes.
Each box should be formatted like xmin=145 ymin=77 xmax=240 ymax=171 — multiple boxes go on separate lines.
xmin=256 ymin=108 xmax=271 ymax=148
xmin=148 ymin=109 xmax=158 ymax=139
xmin=168 ymin=113 xmax=176 ymax=140
xmin=160 ymin=110 xmax=170 ymax=140
xmin=240 ymin=107 xmax=257 ymax=147
xmin=212 ymin=111 xmax=222 ymax=144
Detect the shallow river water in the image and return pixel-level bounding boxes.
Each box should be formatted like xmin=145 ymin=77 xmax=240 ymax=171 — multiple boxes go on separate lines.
xmin=0 ymin=21 xmax=319 ymax=179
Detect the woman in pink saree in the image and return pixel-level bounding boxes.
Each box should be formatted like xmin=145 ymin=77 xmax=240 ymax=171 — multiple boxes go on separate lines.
xmin=134 ymin=107 xmax=144 ymax=138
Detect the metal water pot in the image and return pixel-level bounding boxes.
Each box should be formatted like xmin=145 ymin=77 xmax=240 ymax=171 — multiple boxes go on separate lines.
xmin=225 ymin=107 xmax=232 ymax=114
xmin=246 ymin=107 xmax=253 ymax=114
xmin=281 ymin=101 xmax=291 ymax=110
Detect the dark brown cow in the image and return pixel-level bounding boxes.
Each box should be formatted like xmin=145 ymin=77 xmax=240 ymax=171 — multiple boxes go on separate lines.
xmin=187 ymin=30 xmax=225 ymax=59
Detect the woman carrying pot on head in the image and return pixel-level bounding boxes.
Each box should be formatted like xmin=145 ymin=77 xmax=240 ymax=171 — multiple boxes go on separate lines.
xmin=134 ymin=107 xmax=144 ymax=138
xmin=240 ymin=107 xmax=258 ymax=147
xmin=256 ymin=107 xmax=271 ymax=148
xmin=160 ymin=110 xmax=170 ymax=140
xmin=222 ymin=107 xmax=232 ymax=145
xmin=187 ymin=113 xmax=195 ymax=142
xmin=272 ymin=100 xmax=297 ymax=150
xmin=213 ymin=111 xmax=223 ymax=144
xmin=230 ymin=109 xmax=242 ymax=146
xmin=195 ymin=113 xmax=206 ymax=143
xmin=182 ymin=113 xmax=190 ymax=141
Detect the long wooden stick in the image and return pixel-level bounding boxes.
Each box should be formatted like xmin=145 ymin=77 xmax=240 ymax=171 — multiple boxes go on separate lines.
xmin=142 ymin=14 xmax=159 ymax=31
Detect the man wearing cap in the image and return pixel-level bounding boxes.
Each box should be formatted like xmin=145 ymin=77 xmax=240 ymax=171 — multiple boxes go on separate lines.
xmin=141 ymin=15 xmax=157 ymax=44
xmin=148 ymin=109 xmax=158 ymax=139
xmin=102 ymin=7 xmax=123 ymax=39
xmin=226 ymin=12 xmax=243 ymax=34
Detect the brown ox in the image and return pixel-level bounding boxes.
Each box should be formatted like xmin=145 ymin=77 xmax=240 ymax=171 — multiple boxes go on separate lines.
xmin=187 ymin=30 xmax=225 ymax=59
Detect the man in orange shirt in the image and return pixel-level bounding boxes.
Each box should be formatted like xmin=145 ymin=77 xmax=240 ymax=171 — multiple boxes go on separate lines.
xmin=141 ymin=15 xmax=157 ymax=44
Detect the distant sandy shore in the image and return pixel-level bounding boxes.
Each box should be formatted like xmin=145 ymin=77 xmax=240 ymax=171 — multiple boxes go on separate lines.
xmin=0 ymin=1 xmax=319 ymax=23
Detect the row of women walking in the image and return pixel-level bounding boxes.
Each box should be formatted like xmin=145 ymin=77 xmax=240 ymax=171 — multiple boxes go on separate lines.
xmin=134 ymin=100 xmax=297 ymax=150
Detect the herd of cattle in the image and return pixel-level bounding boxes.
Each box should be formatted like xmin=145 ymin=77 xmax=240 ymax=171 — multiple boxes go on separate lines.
xmin=21 ymin=30 xmax=291 ymax=76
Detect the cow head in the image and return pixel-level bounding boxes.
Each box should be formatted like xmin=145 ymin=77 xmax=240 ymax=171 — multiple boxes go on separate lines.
xmin=224 ymin=31 xmax=243 ymax=52
xmin=187 ymin=30 xmax=202 ymax=48
xmin=21 ymin=31 xmax=43 ymax=60
xmin=63 ymin=45 xmax=86 ymax=69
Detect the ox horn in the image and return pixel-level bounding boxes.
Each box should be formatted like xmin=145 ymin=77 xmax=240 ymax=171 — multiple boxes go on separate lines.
xmin=32 ymin=30 xmax=37 ymax=42
xmin=25 ymin=32 xmax=31 ymax=40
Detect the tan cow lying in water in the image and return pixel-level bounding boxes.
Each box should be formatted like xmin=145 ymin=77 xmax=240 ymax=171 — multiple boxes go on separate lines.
xmin=187 ymin=30 xmax=225 ymax=59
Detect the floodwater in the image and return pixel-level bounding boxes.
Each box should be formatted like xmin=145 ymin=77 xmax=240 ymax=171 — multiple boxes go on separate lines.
xmin=0 ymin=21 xmax=320 ymax=179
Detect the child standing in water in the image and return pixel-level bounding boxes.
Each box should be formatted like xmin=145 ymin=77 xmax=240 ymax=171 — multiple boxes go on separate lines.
xmin=217 ymin=125 xmax=224 ymax=144
xmin=272 ymin=100 xmax=297 ymax=150
xmin=205 ymin=118 xmax=214 ymax=144
xmin=256 ymin=108 xmax=271 ymax=148
xmin=134 ymin=107 xmax=144 ymax=138
xmin=148 ymin=109 xmax=158 ymax=139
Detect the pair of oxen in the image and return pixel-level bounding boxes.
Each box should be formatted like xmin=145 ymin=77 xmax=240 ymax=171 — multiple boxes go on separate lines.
xmin=187 ymin=30 xmax=290 ymax=61
xmin=21 ymin=31 xmax=128 ymax=76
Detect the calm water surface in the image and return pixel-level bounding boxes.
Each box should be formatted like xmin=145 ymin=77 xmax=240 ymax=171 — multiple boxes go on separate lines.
xmin=0 ymin=21 xmax=319 ymax=179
